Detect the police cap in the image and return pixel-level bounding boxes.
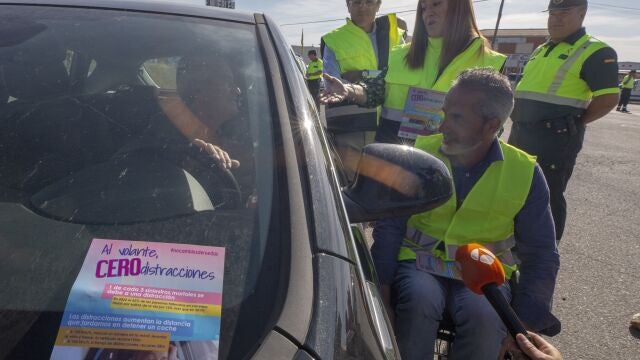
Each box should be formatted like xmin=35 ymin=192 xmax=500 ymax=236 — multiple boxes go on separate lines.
xmin=547 ymin=0 xmax=587 ymax=10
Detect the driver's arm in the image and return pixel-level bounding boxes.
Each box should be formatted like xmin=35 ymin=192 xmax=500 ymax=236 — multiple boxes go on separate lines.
xmin=511 ymin=164 xmax=560 ymax=333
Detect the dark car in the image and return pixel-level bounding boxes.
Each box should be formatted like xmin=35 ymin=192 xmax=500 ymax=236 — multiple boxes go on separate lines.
xmin=0 ymin=1 xmax=452 ymax=359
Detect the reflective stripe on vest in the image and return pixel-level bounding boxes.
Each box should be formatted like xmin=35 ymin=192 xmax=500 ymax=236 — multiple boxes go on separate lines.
xmin=404 ymin=225 xmax=516 ymax=256
xmin=549 ymin=40 xmax=592 ymax=94
xmin=515 ymin=34 xmax=611 ymax=109
xmin=379 ymin=107 xmax=404 ymax=122
xmin=412 ymin=249 xmax=518 ymax=280
xmin=513 ymin=91 xmax=590 ymax=108
xmin=398 ymin=134 xmax=536 ymax=279
xmin=402 ymin=226 xmax=518 ymax=278
xmin=398 ymin=246 xmax=519 ymax=279
xmin=381 ymin=37 xmax=506 ymax=114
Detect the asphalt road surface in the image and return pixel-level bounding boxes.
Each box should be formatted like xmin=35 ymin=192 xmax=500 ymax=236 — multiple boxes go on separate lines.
xmin=501 ymin=104 xmax=640 ymax=359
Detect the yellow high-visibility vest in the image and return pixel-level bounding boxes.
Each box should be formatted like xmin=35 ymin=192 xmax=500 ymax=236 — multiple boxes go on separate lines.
xmin=380 ymin=37 xmax=506 ymax=122
xmin=622 ymin=74 xmax=635 ymax=90
xmin=515 ymin=34 xmax=618 ymax=108
xmin=322 ymin=14 xmax=404 ymax=74
xmin=398 ymin=134 xmax=536 ymax=279
xmin=322 ymin=14 xmax=404 ymax=131
xmin=306 ymin=59 xmax=323 ymax=80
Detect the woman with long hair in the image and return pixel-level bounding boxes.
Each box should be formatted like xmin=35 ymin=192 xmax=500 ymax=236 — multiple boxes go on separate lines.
xmin=321 ymin=0 xmax=506 ymax=144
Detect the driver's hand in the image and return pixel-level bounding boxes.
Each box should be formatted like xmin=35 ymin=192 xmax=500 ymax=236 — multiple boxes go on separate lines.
xmin=499 ymin=332 xmax=563 ymax=360
xmin=319 ymin=73 xmax=349 ymax=104
xmin=193 ymin=139 xmax=240 ymax=169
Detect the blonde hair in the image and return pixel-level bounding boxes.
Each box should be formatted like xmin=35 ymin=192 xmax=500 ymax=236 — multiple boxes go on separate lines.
xmin=405 ymin=0 xmax=489 ymax=73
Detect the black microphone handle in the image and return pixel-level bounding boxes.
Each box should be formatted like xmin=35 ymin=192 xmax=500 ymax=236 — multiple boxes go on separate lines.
xmin=481 ymin=282 xmax=529 ymax=340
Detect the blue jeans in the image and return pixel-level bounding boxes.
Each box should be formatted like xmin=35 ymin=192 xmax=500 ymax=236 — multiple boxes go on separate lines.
xmin=393 ymin=261 xmax=511 ymax=360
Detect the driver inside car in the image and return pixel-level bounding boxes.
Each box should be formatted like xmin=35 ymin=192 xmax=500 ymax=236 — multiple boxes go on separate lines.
xmin=158 ymin=55 xmax=243 ymax=170
xmin=111 ymin=53 xmax=255 ymax=208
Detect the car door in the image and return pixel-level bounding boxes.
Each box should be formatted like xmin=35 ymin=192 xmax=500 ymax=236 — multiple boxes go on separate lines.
xmin=261 ymin=15 xmax=399 ymax=360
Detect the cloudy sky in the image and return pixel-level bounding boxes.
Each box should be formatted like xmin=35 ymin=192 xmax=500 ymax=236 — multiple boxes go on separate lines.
xmin=222 ymin=0 xmax=639 ymax=62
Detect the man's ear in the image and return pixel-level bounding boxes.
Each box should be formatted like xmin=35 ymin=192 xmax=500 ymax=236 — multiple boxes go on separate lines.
xmin=484 ymin=117 xmax=501 ymax=136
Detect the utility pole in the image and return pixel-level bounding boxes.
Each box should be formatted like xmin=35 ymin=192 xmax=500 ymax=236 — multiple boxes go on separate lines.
xmin=491 ymin=0 xmax=505 ymax=48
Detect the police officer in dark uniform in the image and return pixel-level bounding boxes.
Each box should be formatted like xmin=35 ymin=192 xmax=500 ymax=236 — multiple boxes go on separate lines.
xmin=508 ymin=0 xmax=619 ymax=243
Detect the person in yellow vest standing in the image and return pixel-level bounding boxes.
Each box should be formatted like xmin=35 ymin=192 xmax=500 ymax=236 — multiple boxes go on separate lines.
xmin=508 ymin=0 xmax=620 ymax=243
xmin=305 ymin=50 xmax=323 ymax=107
xmin=370 ymin=69 xmax=560 ymax=359
xmin=617 ymin=69 xmax=636 ymax=113
xmin=321 ymin=0 xmax=506 ymax=145
xmin=321 ymin=0 xmax=405 ymax=179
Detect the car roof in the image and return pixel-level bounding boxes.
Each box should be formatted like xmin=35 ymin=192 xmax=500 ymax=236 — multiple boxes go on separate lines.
xmin=0 ymin=0 xmax=257 ymax=24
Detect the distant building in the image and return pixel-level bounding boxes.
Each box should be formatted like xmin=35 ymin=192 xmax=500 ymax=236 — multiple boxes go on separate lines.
xmin=619 ymin=62 xmax=640 ymax=72
xmin=208 ymin=0 xmax=235 ymax=9
xmin=481 ymin=29 xmax=549 ymax=75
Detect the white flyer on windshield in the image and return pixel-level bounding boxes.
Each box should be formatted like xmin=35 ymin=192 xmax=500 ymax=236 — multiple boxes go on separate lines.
xmin=50 ymin=238 xmax=225 ymax=360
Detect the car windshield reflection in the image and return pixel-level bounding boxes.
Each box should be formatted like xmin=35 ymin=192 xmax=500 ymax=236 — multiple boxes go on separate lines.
xmin=0 ymin=5 xmax=285 ymax=360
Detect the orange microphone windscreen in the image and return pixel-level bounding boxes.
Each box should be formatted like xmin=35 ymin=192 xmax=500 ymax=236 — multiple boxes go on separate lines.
xmin=455 ymin=244 xmax=506 ymax=295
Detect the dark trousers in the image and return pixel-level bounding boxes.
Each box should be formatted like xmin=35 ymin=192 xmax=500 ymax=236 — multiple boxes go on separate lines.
xmin=508 ymin=118 xmax=585 ymax=242
xmin=306 ymin=78 xmax=321 ymax=106
xmin=618 ymin=88 xmax=632 ymax=109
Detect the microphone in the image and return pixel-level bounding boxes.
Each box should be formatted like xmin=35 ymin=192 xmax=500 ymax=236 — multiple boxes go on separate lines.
xmin=455 ymin=244 xmax=530 ymax=342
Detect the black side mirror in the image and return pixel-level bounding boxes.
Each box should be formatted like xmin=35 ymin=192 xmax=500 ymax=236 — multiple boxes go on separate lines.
xmin=342 ymin=143 xmax=453 ymax=223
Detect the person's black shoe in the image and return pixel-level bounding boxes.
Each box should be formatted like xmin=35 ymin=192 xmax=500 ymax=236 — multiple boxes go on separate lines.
xmin=616 ymin=107 xmax=621 ymax=111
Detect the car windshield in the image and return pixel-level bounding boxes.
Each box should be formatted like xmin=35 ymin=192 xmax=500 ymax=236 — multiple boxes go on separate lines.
xmin=0 ymin=5 xmax=284 ymax=360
